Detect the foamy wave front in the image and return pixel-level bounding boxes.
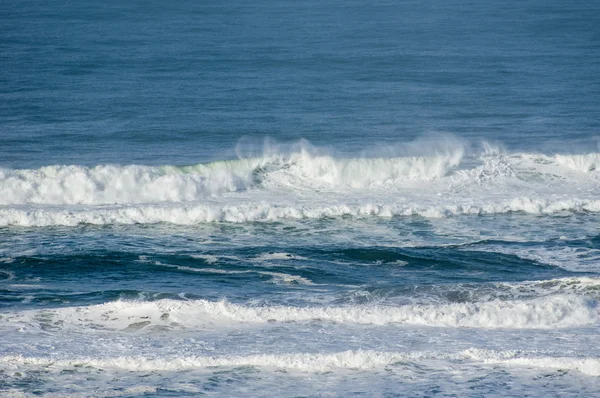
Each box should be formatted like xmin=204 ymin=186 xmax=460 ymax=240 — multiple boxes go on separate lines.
xmin=259 ymin=150 xmax=463 ymax=189
xmin=2 ymin=197 xmax=600 ymax=226
xmin=462 ymin=348 xmax=600 ymax=377
xmin=0 ymin=151 xmax=463 ymax=206
xmin=2 ymin=293 xmax=596 ymax=332
xmin=2 ymin=349 xmax=599 ymax=376
xmin=0 ymin=350 xmax=414 ymax=373
xmin=0 ymin=161 xmax=261 ymax=205
xmin=555 ymin=153 xmax=600 ymax=173
xmin=2 ymin=148 xmax=600 ymax=227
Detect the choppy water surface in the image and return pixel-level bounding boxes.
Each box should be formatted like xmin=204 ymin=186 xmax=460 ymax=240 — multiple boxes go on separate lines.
xmin=1 ymin=0 xmax=600 ymax=396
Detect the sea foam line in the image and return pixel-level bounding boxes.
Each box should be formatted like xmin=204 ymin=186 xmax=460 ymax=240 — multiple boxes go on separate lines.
xmin=2 ymin=294 xmax=596 ymax=331
xmin=2 ymin=197 xmax=600 ymax=227
xmin=1 ymin=349 xmax=599 ymax=376
xmin=158 ymin=262 xmax=314 ymax=285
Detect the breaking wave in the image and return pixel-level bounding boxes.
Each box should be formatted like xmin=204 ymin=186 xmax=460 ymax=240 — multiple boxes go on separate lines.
xmin=0 ymin=150 xmax=463 ymax=206
xmin=2 ymin=293 xmax=596 ymax=332
xmin=2 ymin=197 xmax=600 ymax=227
xmin=555 ymin=153 xmax=600 ymax=173
xmin=3 ymin=148 xmax=598 ymax=206
xmin=0 ymin=161 xmax=260 ymax=205
xmin=1 ymin=144 xmax=600 ymax=227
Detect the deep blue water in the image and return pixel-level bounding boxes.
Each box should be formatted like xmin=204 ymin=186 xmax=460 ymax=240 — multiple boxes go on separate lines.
xmin=2 ymin=0 xmax=599 ymax=168
xmin=1 ymin=1 xmax=600 ymax=396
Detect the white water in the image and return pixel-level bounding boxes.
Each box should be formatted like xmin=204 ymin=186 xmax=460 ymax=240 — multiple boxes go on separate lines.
xmin=3 ymin=145 xmax=600 ymax=397
xmin=2 ymin=197 xmax=600 ymax=227
xmin=2 ymin=287 xmax=597 ymax=332
xmin=1 ymin=149 xmax=599 ymax=227
xmin=0 ymin=149 xmax=464 ymax=206
xmin=2 ymin=349 xmax=599 ymax=375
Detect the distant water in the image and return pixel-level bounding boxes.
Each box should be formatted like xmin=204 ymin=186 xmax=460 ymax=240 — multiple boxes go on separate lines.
xmin=1 ymin=0 xmax=600 ymax=396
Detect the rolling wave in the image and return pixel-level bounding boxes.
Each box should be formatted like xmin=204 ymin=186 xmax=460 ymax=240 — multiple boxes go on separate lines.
xmin=2 ymin=149 xmax=597 ymax=206
xmin=1 ymin=197 xmax=600 ymax=226
xmin=1 ymin=148 xmax=599 ymax=227
xmin=0 ymin=160 xmax=261 ymax=205
xmin=3 ymin=290 xmax=596 ymax=331
xmin=0 ymin=151 xmax=462 ymax=206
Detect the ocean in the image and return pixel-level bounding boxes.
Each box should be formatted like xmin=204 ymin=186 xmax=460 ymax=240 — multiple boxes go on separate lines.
xmin=1 ymin=0 xmax=600 ymax=396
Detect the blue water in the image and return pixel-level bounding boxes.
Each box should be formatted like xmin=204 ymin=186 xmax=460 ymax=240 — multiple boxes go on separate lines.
xmin=1 ymin=0 xmax=600 ymax=396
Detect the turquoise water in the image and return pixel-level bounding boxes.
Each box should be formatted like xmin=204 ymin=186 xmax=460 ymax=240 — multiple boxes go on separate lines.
xmin=1 ymin=1 xmax=600 ymax=396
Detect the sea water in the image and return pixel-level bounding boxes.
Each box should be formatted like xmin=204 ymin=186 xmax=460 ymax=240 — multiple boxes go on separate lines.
xmin=1 ymin=0 xmax=600 ymax=396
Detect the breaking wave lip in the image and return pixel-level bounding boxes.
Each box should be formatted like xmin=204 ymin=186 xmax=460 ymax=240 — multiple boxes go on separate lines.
xmin=2 ymin=197 xmax=600 ymax=227
xmin=257 ymin=150 xmax=464 ymax=190
xmin=0 ymin=150 xmax=463 ymax=206
xmin=554 ymin=153 xmax=600 ymax=173
xmin=2 ymin=292 xmax=596 ymax=332
xmin=1 ymin=349 xmax=599 ymax=376
xmin=0 ymin=160 xmax=262 ymax=206
xmin=1 ymin=147 xmax=599 ymax=207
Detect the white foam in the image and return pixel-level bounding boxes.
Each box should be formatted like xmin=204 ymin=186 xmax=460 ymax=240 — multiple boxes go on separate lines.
xmin=0 ymin=150 xmax=462 ymax=206
xmin=8 ymin=284 xmax=43 ymax=289
xmin=2 ymin=293 xmax=595 ymax=332
xmin=189 ymin=254 xmax=219 ymax=264
xmin=453 ymin=153 xmax=517 ymax=185
xmin=462 ymin=348 xmax=600 ymax=377
xmin=0 ymin=350 xmax=425 ymax=373
xmin=103 ymin=386 xmax=158 ymax=397
xmin=2 ymin=196 xmax=600 ymax=227
xmin=1 ymin=148 xmax=600 ymax=228
xmin=0 ymin=161 xmax=262 ymax=205
xmin=260 ymin=150 xmax=464 ymax=190
xmin=158 ymin=262 xmax=314 ymax=285
xmin=253 ymin=252 xmax=308 ymax=261
xmin=555 ymin=153 xmax=600 ymax=173
xmin=496 ymin=277 xmax=600 ymax=297
xmin=0 ymin=385 xmax=157 ymax=398
xmin=258 ymin=271 xmax=314 ymax=285
xmin=2 ymin=349 xmax=599 ymax=376
xmin=0 ymin=390 xmax=27 ymax=398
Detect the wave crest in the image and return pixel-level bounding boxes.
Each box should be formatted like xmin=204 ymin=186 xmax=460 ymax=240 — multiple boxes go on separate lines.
xmin=2 ymin=197 xmax=600 ymax=227
xmin=3 ymin=294 xmax=596 ymax=331
xmin=0 ymin=161 xmax=260 ymax=205
xmin=555 ymin=153 xmax=600 ymax=173
xmin=0 ymin=150 xmax=463 ymax=205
